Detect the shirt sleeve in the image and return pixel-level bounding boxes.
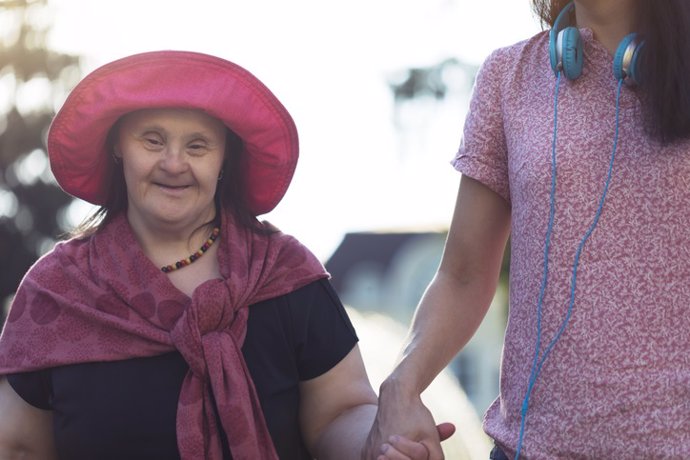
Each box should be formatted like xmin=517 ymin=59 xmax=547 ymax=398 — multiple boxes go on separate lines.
xmin=288 ymin=278 xmax=359 ymax=381
xmin=451 ymin=47 xmax=511 ymax=204
xmin=6 ymin=369 xmax=52 ymax=410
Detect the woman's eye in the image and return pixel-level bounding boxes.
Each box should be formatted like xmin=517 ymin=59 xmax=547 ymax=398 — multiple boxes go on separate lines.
xmin=144 ymin=136 xmax=163 ymax=147
xmin=188 ymin=142 xmax=209 ymax=154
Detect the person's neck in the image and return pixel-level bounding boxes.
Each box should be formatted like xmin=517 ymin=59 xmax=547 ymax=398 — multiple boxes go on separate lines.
xmin=128 ymin=213 xmax=218 ymax=269
xmin=574 ymin=0 xmax=637 ymax=55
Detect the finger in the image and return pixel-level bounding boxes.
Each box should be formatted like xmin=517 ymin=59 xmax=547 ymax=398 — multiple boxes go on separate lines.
xmin=379 ymin=443 xmax=417 ymax=460
xmin=420 ymin=439 xmax=444 ymax=460
xmin=387 ymin=435 xmax=429 ymax=459
xmin=436 ymin=422 xmax=456 ymax=441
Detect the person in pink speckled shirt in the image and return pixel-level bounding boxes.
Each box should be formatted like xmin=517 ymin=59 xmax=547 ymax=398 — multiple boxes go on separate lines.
xmin=366 ymin=1 xmax=690 ymax=459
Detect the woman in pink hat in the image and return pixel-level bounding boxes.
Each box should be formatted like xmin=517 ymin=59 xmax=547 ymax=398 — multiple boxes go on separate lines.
xmin=0 ymin=51 xmax=448 ymax=460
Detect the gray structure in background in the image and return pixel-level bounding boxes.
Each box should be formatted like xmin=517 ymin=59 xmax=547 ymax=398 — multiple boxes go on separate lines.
xmin=326 ymin=229 xmax=507 ymax=417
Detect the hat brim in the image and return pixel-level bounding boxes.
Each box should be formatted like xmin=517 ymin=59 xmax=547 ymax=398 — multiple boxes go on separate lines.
xmin=48 ymin=50 xmax=298 ymax=216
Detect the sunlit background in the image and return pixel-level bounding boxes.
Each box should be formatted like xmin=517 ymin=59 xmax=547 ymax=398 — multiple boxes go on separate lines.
xmin=1 ymin=0 xmax=541 ymax=457
xmin=23 ymin=0 xmax=540 ymax=259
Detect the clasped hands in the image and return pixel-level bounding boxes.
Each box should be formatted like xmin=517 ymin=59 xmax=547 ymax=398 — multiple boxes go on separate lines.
xmin=362 ymin=393 xmax=455 ymax=460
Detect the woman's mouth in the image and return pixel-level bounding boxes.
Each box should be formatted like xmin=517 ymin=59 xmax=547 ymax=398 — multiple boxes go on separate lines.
xmin=155 ymin=182 xmax=191 ymax=193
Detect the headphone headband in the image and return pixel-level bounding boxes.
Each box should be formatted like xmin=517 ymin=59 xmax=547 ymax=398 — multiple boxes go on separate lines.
xmin=548 ymin=1 xmax=644 ymax=83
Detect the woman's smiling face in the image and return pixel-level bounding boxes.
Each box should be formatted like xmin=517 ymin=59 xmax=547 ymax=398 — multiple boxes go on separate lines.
xmin=115 ymin=108 xmax=227 ymax=232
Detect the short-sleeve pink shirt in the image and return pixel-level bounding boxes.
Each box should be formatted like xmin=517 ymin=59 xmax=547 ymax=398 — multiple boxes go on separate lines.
xmin=453 ymin=29 xmax=690 ymax=459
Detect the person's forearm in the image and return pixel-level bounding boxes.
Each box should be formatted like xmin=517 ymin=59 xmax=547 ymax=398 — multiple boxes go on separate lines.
xmin=362 ymin=269 xmax=496 ymax=460
xmin=383 ymin=267 xmax=498 ymax=397
xmin=313 ymin=403 xmax=378 ymax=460
xmin=364 ymin=176 xmax=510 ymax=460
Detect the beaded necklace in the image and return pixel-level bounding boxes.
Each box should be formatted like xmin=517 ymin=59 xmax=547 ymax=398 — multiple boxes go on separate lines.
xmin=161 ymin=227 xmax=221 ymax=273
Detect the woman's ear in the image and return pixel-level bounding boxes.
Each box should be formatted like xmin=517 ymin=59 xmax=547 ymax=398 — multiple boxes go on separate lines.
xmin=112 ymin=145 xmax=122 ymax=164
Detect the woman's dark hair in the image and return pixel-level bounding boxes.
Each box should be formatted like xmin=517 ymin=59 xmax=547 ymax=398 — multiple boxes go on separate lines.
xmin=71 ymin=122 xmax=268 ymax=238
xmin=215 ymin=127 xmax=270 ymax=232
xmin=531 ymin=0 xmax=690 ymax=144
xmin=531 ymin=0 xmax=569 ymax=27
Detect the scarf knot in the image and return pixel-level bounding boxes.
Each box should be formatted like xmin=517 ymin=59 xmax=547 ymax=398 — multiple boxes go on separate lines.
xmin=170 ymin=279 xmax=246 ymax=381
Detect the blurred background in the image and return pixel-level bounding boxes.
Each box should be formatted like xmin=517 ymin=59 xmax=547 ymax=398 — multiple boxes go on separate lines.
xmin=0 ymin=0 xmax=541 ymax=457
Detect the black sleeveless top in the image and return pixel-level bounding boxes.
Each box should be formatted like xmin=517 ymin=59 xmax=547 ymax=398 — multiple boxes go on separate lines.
xmin=8 ymin=279 xmax=358 ymax=459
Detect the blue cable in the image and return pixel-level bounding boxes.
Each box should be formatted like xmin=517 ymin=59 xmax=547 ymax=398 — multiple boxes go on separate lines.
xmin=514 ymin=70 xmax=562 ymax=460
xmin=513 ymin=77 xmax=624 ymax=459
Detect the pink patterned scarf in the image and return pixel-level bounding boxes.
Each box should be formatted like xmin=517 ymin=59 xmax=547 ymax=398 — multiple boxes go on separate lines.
xmin=0 ymin=208 xmax=328 ymax=459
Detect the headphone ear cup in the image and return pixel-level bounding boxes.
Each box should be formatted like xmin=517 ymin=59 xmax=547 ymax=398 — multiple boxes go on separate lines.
xmin=559 ymin=27 xmax=584 ymax=80
xmin=549 ymin=2 xmax=581 ymax=78
xmin=549 ymin=27 xmax=561 ymax=73
xmin=613 ymin=33 xmax=644 ymax=84
xmin=627 ymin=41 xmax=645 ymax=85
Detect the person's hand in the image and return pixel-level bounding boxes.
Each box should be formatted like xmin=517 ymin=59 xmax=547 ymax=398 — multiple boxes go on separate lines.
xmin=376 ymin=424 xmax=456 ymax=460
xmin=362 ymin=378 xmax=455 ymax=460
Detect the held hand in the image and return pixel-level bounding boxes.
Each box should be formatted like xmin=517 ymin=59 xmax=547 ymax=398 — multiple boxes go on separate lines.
xmin=376 ymin=424 xmax=456 ymax=460
xmin=362 ymin=381 xmax=454 ymax=460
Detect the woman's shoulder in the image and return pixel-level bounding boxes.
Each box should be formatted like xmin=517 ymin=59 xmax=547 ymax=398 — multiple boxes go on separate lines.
xmin=249 ymin=277 xmax=354 ymax=339
xmin=40 ymin=232 xmax=99 ymax=277
xmin=470 ymin=30 xmax=551 ymax=99
xmin=15 ymin=236 xmax=86 ymax=285
xmin=482 ymin=30 xmax=549 ymax=71
xmin=253 ymin=278 xmax=342 ymax=311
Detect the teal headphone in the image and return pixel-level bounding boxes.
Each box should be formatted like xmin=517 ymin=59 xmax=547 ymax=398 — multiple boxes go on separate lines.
xmin=549 ymin=1 xmax=645 ymax=83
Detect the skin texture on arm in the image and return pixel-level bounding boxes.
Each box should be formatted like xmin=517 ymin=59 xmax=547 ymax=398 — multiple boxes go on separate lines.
xmin=365 ymin=175 xmax=511 ymax=460
xmin=299 ymin=344 xmax=378 ymax=459
xmin=0 ymin=376 xmax=57 ymax=460
xmin=300 ymin=345 xmax=436 ymax=460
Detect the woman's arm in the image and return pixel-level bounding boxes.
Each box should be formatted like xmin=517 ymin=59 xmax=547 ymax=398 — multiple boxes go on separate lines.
xmin=300 ymin=343 xmax=456 ymax=460
xmin=365 ymin=175 xmax=511 ymax=459
xmin=0 ymin=376 xmax=57 ymax=459
xmin=300 ymin=344 xmax=440 ymax=460
xmin=299 ymin=344 xmax=379 ymax=459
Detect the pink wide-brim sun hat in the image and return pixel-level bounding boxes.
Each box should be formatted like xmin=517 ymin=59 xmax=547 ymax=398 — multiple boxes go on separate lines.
xmin=47 ymin=50 xmax=298 ymax=216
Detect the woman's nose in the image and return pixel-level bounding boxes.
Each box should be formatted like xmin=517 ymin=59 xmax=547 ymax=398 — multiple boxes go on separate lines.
xmin=159 ymin=145 xmax=189 ymax=173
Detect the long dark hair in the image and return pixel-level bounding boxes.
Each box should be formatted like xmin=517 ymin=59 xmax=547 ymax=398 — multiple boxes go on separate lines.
xmin=71 ymin=122 xmax=267 ymax=238
xmin=531 ymin=0 xmax=690 ymax=144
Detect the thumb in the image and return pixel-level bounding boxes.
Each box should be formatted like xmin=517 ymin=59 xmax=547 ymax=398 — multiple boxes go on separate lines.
xmin=436 ymin=422 xmax=456 ymax=441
